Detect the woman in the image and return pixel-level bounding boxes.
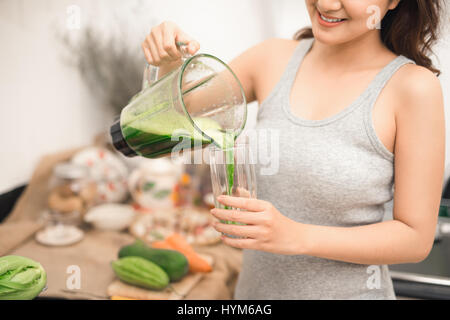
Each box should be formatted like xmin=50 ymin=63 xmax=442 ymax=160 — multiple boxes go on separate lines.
xmin=142 ymin=0 xmax=445 ymax=299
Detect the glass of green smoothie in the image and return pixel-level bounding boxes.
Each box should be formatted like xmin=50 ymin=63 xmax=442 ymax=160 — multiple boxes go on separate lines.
xmin=111 ymin=42 xmax=247 ymax=159
xmin=209 ymin=140 xmax=257 ymax=239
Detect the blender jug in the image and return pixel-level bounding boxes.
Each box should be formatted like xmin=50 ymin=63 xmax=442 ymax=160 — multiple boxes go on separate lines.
xmin=110 ymin=42 xmax=247 ymax=159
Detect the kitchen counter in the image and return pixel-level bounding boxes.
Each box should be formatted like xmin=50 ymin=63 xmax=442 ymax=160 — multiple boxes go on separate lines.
xmin=9 ymin=229 xmax=242 ymax=300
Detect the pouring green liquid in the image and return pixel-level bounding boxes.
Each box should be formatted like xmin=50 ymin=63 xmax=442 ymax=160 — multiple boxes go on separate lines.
xmin=121 ymin=107 xmax=239 ymax=225
xmin=208 ymin=131 xmax=240 ymax=226
xmin=120 ymin=97 xmax=240 ymax=225
xmin=224 ymin=136 xmax=239 ymax=225
xmin=120 ymin=101 xmax=223 ymax=158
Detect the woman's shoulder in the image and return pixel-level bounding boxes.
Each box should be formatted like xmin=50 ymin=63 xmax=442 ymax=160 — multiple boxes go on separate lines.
xmin=395 ymin=61 xmax=441 ymax=88
xmin=261 ymin=37 xmax=300 ymax=47
xmin=250 ymin=38 xmax=301 ymax=58
xmin=234 ymin=38 xmax=301 ymax=102
xmin=389 ymin=62 xmax=443 ymax=112
xmin=383 ymin=60 xmax=444 ymax=130
xmin=253 ymin=37 xmax=299 ymax=47
xmin=230 ymin=38 xmax=299 ymax=73
xmin=250 ymin=38 xmax=301 ymax=73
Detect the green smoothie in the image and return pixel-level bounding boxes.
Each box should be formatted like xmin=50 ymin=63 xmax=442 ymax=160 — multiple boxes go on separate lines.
xmin=121 ymin=100 xmax=239 ymax=225
xmin=209 ymin=131 xmax=240 ymax=225
xmin=121 ymin=101 xmax=224 ymax=158
xmin=223 ymin=134 xmax=238 ymax=225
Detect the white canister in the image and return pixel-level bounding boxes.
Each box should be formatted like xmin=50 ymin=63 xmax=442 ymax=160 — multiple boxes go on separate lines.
xmin=128 ymin=158 xmax=183 ymax=209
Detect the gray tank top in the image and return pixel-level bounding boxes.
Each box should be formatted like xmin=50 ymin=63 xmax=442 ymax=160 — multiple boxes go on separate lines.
xmin=234 ymin=38 xmax=416 ymax=300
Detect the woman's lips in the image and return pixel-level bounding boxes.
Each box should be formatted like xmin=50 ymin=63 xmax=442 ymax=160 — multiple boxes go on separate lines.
xmin=316 ymin=11 xmax=347 ymax=27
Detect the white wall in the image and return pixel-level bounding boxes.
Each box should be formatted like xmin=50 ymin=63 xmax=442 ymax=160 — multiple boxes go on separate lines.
xmin=0 ymin=0 xmax=270 ymax=193
xmin=0 ymin=0 xmax=114 ymax=193
xmin=1 ymin=0 xmax=449 ymax=194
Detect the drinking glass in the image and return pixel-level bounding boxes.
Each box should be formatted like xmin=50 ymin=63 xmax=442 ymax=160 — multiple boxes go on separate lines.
xmin=209 ymin=142 xmax=257 ymax=239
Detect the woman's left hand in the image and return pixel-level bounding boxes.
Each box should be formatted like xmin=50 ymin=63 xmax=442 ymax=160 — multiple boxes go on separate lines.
xmin=210 ymin=195 xmax=307 ymax=255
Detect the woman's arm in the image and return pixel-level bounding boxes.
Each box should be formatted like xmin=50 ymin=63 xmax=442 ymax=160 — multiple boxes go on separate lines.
xmin=299 ymin=220 xmax=435 ymax=265
xmin=211 ymin=65 xmax=445 ymax=265
xmin=297 ymin=66 xmax=446 ymax=265
xmin=183 ymin=39 xmax=283 ymax=114
xmin=142 ymin=21 xmax=262 ymax=115
xmin=160 ymin=39 xmax=273 ymax=116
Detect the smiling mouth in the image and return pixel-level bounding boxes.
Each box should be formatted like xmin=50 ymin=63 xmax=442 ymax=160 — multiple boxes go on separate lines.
xmin=316 ymin=8 xmax=347 ymax=24
xmin=320 ymin=13 xmax=345 ymax=23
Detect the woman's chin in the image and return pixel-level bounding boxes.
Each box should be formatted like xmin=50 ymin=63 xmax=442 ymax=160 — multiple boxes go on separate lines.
xmin=311 ymin=29 xmax=347 ymax=45
xmin=311 ymin=26 xmax=362 ymax=46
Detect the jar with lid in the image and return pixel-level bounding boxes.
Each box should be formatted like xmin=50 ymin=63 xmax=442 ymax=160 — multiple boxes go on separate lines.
xmin=36 ymin=162 xmax=96 ymax=246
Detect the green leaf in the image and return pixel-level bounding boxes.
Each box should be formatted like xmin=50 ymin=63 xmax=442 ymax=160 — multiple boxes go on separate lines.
xmin=153 ymin=189 xmax=171 ymax=199
xmin=142 ymin=182 xmax=156 ymax=192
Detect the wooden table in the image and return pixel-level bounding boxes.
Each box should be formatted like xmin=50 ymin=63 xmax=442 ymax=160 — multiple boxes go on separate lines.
xmin=1 ymin=147 xmax=243 ymax=300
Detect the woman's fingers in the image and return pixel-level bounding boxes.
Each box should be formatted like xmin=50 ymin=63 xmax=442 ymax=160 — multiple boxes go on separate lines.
xmin=162 ymin=23 xmax=182 ymax=60
xmin=142 ymin=21 xmax=200 ymax=66
xmin=214 ymin=222 xmax=260 ymax=239
xmin=151 ymin=27 xmax=175 ymax=63
xmin=186 ymin=40 xmax=200 ymax=55
xmin=221 ymin=235 xmax=259 ymax=250
xmin=217 ymin=195 xmax=269 ymax=212
xmin=210 ymin=208 xmax=264 ymax=225
xmin=146 ymin=34 xmax=161 ymax=66
xmin=141 ymin=41 xmax=153 ymax=65
xmin=175 ymin=28 xmax=200 ymax=55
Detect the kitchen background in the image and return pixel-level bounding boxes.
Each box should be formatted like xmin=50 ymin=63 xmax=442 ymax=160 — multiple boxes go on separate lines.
xmin=1 ymin=0 xmax=449 ymax=196
xmin=1 ymin=0 xmax=450 ymax=300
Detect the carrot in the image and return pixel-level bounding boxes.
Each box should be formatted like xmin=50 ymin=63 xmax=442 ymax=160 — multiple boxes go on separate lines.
xmin=151 ymin=240 xmax=175 ymax=250
xmin=166 ymin=233 xmax=212 ymax=273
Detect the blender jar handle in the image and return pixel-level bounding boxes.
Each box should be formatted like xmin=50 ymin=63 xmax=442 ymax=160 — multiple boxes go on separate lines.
xmin=142 ymin=41 xmax=192 ymax=90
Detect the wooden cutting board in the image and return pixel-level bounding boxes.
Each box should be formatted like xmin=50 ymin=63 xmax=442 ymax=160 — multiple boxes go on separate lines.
xmin=107 ymin=253 xmax=214 ymax=300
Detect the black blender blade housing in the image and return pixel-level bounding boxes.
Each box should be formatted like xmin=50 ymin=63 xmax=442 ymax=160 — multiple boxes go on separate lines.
xmin=110 ymin=117 xmax=137 ymax=157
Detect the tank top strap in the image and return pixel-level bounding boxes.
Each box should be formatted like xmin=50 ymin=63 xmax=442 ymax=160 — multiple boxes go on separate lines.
xmin=282 ymin=38 xmax=415 ymax=108
xmin=364 ymin=55 xmax=417 ymax=105
xmin=362 ymin=55 xmax=416 ymax=161
xmin=275 ymin=38 xmax=315 ymax=99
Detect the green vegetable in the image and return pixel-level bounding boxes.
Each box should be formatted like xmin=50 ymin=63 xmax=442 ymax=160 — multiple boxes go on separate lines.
xmin=0 ymin=255 xmax=47 ymax=300
xmin=118 ymin=240 xmax=188 ymax=282
xmin=111 ymin=256 xmax=169 ymax=290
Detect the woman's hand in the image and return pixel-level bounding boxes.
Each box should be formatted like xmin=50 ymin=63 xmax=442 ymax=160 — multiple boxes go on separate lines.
xmin=210 ymin=195 xmax=308 ymax=255
xmin=141 ymin=21 xmax=200 ymax=67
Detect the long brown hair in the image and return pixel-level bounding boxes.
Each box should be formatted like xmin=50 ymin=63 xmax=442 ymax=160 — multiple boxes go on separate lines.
xmin=294 ymin=0 xmax=445 ymax=76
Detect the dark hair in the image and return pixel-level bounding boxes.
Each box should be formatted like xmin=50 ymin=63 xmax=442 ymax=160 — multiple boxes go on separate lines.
xmin=294 ymin=0 xmax=445 ymax=76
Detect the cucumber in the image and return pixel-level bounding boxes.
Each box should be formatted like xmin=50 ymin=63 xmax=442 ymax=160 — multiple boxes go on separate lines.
xmin=118 ymin=240 xmax=189 ymax=282
xmin=111 ymin=256 xmax=169 ymax=290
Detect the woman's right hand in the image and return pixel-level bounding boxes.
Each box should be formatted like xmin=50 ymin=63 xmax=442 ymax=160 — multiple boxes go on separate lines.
xmin=141 ymin=21 xmax=200 ymax=67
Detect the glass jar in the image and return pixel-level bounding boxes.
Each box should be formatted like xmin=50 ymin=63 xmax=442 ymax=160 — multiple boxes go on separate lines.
xmin=36 ymin=162 xmax=94 ymax=246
